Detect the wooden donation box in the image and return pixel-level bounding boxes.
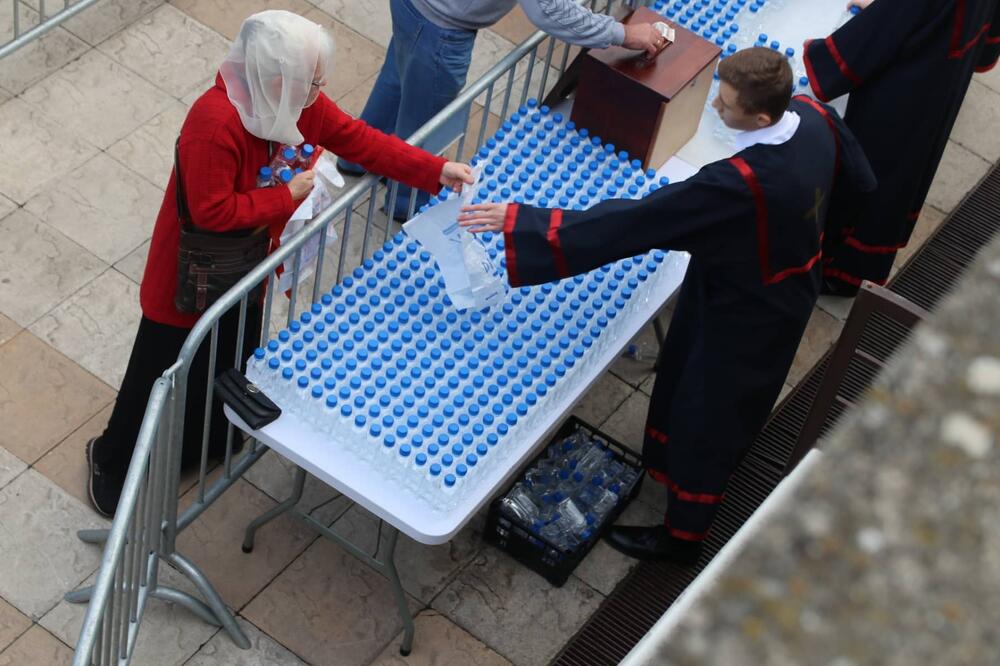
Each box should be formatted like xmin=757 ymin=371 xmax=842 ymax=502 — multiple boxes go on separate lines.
xmin=571 ymin=7 xmax=721 ymax=169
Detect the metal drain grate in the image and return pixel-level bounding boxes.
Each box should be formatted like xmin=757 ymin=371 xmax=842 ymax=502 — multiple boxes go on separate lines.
xmin=551 ymin=162 xmax=1000 ymax=666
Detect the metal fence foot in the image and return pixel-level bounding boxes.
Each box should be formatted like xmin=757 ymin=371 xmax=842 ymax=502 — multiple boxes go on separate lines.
xmin=383 ymin=527 xmax=415 ymax=656
xmin=167 ymin=552 xmax=250 ymax=649
xmin=77 ymin=528 xmax=109 ymax=545
xmin=242 ymin=466 xmax=307 ymax=553
xmin=64 ymin=586 xmax=93 ymax=604
xmin=151 ymin=585 xmax=222 ymax=627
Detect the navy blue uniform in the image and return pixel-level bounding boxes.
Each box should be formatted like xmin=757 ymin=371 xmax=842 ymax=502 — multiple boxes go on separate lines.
xmin=806 ymin=0 xmax=1000 ymax=288
xmin=502 ymin=98 xmax=875 ymax=543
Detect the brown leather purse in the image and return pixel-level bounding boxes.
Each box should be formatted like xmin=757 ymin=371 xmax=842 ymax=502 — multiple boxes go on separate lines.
xmin=173 ymin=139 xmax=271 ymax=314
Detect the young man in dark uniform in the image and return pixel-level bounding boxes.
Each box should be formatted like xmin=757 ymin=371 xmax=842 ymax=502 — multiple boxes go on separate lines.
xmin=459 ymin=48 xmax=876 ymax=565
xmin=805 ymin=0 xmax=1000 ymax=295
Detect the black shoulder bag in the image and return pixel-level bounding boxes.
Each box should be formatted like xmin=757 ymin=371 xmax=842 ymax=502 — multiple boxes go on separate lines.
xmin=174 ymin=139 xmax=272 ymax=313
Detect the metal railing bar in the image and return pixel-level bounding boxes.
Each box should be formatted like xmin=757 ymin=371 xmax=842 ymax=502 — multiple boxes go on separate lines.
xmin=0 ymin=0 xmax=101 ymax=60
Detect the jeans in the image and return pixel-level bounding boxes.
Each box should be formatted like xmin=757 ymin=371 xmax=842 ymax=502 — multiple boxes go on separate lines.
xmin=339 ymin=0 xmax=476 ymax=219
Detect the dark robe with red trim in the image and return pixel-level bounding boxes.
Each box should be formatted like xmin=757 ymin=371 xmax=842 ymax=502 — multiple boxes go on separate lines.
xmin=503 ymin=98 xmax=876 ymax=542
xmin=805 ymin=0 xmax=1000 ymax=288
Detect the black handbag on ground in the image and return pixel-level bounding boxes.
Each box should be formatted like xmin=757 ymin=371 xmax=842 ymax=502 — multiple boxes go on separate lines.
xmin=173 ymin=139 xmax=271 ymax=313
xmin=214 ymin=368 xmax=281 ymax=430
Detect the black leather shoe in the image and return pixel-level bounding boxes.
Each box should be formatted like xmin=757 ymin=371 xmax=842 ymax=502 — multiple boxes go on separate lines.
xmin=820 ymin=277 xmax=860 ymax=298
xmin=604 ymin=524 xmax=703 ymax=566
xmin=336 ymin=159 xmax=366 ymax=177
xmin=86 ymin=437 xmax=123 ymax=519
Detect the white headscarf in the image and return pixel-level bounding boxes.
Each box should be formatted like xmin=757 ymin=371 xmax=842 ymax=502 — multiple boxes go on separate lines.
xmin=220 ymin=11 xmax=335 ymax=145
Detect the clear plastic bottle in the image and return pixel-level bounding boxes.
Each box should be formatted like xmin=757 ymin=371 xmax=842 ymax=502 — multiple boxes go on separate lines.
xmin=270 ymin=145 xmax=298 ymax=173
xmin=256 ymin=166 xmax=273 ymax=188
xmin=297 ymin=143 xmax=315 ymax=168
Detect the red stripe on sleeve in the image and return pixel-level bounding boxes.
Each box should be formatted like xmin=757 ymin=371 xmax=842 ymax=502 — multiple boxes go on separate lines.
xmin=976 ymin=61 xmax=998 ymax=73
xmin=729 ymin=157 xmax=771 ymax=284
xmin=502 ymin=203 xmax=522 ymax=287
xmin=826 ymin=35 xmax=862 ymax=86
xmin=546 ymin=209 xmax=571 ymax=279
xmin=802 ymin=39 xmax=831 ymax=102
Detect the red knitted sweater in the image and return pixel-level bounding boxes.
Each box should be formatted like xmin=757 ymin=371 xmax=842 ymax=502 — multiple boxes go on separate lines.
xmin=140 ymin=73 xmax=446 ymax=328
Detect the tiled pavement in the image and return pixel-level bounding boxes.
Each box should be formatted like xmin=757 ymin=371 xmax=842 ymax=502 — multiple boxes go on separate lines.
xmin=1 ymin=1 xmax=998 ymax=663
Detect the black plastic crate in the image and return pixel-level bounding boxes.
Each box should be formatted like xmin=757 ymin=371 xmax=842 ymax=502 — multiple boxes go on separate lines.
xmin=484 ymin=415 xmax=644 ymax=587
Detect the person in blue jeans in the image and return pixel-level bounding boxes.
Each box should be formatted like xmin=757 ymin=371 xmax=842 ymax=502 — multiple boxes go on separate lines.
xmin=339 ymin=0 xmax=664 ymax=220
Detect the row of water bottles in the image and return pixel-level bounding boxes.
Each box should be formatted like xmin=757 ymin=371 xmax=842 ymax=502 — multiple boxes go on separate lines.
xmin=247 ymin=243 xmax=666 ymax=508
xmin=499 ymin=429 xmax=640 ymax=551
xmin=421 ymin=99 xmax=669 ymax=215
xmin=255 ymin=143 xmax=317 ymax=188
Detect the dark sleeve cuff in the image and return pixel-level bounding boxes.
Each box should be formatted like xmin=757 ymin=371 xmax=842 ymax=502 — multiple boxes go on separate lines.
xmin=503 ymin=204 xmax=567 ymax=287
xmin=803 ymin=36 xmax=862 ymax=102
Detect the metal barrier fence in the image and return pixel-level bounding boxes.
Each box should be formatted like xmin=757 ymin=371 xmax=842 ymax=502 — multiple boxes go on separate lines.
xmin=0 ymin=0 xmax=102 ymax=59
xmin=70 ymin=2 xmax=641 ymax=662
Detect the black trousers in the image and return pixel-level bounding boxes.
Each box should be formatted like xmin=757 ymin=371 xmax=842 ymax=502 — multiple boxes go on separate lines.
xmin=94 ymin=304 xmax=262 ymax=478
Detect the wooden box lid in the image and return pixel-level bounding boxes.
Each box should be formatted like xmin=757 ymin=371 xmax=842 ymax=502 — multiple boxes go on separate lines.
xmin=586 ymin=6 xmax=721 ymax=100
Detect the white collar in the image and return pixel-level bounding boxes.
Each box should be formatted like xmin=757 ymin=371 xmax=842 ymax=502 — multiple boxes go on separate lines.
xmin=734 ymin=111 xmax=801 ymax=151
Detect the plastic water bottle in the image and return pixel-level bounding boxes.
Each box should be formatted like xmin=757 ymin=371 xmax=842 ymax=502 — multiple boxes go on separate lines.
xmin=277 ymin=168 xmax=294 ymax=186
xmin=500 ymin=484 xmax=541 ymax=523
xmin=297 ymin=143 xmax=315 ymax=168
xmin=835 ymin=4 xmax=862 ymax=29
xmin=257 ymin=166 xmax=273 ymax=188
xmin=270 ymin=145 xmax=298 ymax=173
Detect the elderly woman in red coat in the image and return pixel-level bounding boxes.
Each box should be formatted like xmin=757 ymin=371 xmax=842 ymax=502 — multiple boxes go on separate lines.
xmin=87 ymin=10 xmax=473 ymax=517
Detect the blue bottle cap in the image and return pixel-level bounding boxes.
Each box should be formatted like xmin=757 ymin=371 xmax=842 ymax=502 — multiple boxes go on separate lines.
xmin=430 ymin=463 xmax=442 ymax=476
xmin=444 ymin=474 xmax=456 ymax=487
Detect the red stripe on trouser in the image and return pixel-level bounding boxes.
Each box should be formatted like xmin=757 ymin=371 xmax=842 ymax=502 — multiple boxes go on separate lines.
xmin=648 ymin=469 xmax=725 ymax=505
xmin=502 ymin=203 xmax=522 ymax=286
xmin=645 ymin=426 xmax=669 ymax=444
xmin=663 ymin=514 xmax=710 ymax=541
xmin=844 ymin=236 xmax=907 ymax=254
xmin=823 ymin=267 xmax=888 ymax=287
xmin=546 ymin=209 xmax=570 ymax=279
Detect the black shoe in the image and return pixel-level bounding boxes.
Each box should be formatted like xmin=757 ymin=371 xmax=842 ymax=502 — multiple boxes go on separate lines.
xmin=336 ymin=159 xmax=366 ymax=177
xmin=820 ymin=277 xmax=860 ymax=298
xmin=86 ymin=437 xmax=123 ymax=519
xmin=604 ymin=524 xmax=703 ymax=566
xmin=380 ymin=204 xmax=411 ymax=223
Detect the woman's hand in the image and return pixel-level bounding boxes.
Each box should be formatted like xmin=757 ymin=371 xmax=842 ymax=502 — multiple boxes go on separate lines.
xmin=458 ymin=203 xmax=508 ymax=234
xmin=288 ymin=170 xmax=315 ymax=201
xmin=440 ymin=162 xmax=475 ymax=192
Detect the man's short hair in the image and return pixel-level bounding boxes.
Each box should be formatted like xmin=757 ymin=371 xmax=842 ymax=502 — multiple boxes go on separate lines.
xmin=717 ymin=47 xmax=792 ymax=121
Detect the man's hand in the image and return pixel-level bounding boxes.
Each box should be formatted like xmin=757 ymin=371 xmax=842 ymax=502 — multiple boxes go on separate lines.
xmin=847 ymin=0 xmax=872 ymax=9
xmin=458 ymin=203 xmax=508 ymax=234
xmin=288 ymin=170 xmax=315 ymax=201
xmin=440 ymin=162 xmax=475 ymax=192
xmin=623 ymin=23 xmax=665 ymax=58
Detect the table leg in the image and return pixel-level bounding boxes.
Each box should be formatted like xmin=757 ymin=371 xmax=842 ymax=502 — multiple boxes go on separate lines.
xmin=242 ymin=466 xmax=307 ymax=553
xmin=382 ymin=526 xmax=415 ymax=656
